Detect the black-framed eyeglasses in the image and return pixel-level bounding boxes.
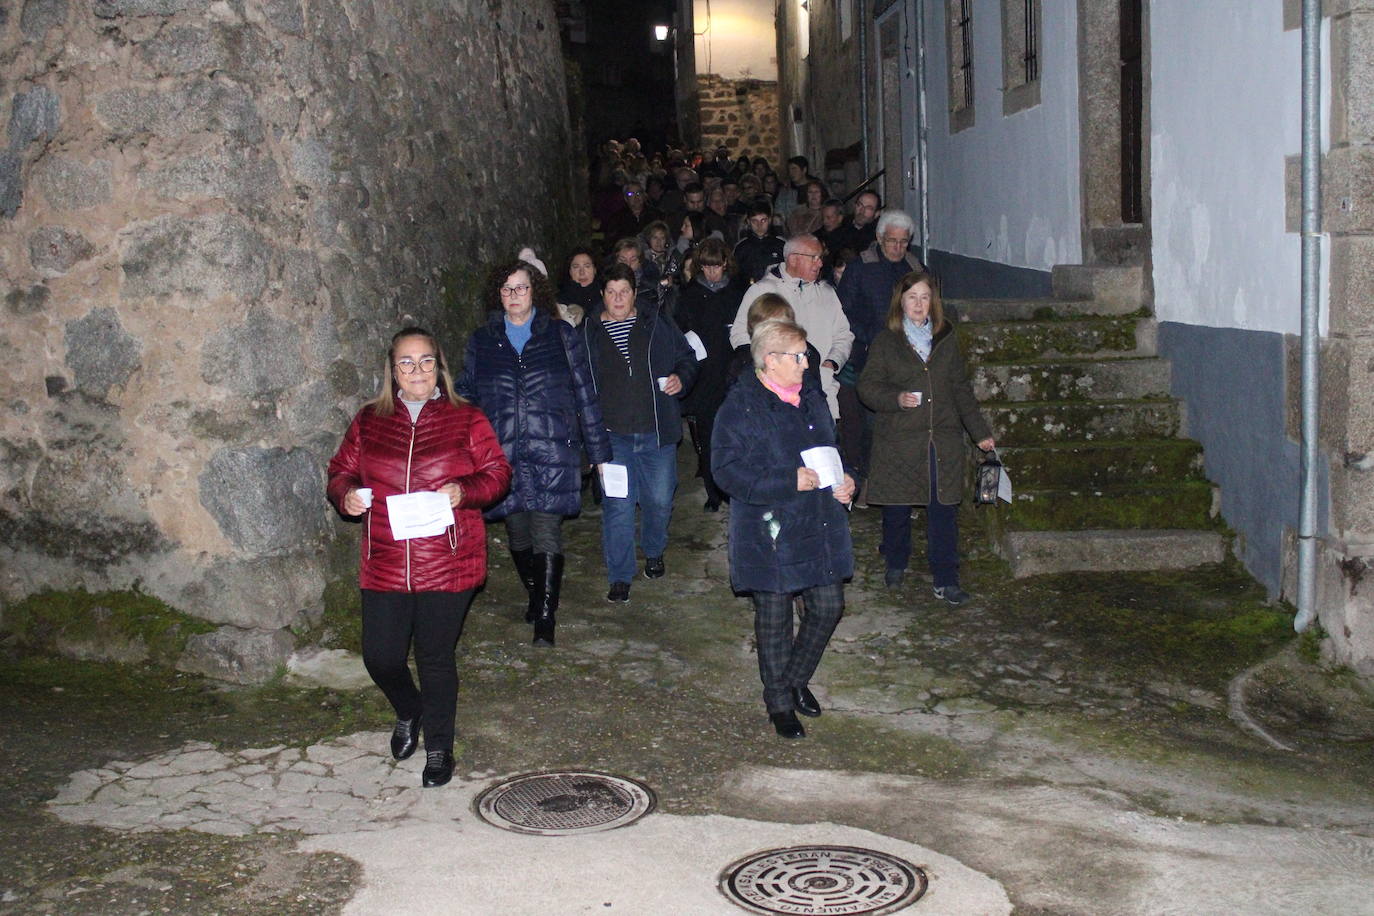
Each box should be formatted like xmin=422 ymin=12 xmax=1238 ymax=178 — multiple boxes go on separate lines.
xmin=499 ymin=284 xmax=531 ymax=297
xmin=769 ymin=351 xmax=809 ymax=365
xmin=395 ymin=356 xmax=437 ymax=375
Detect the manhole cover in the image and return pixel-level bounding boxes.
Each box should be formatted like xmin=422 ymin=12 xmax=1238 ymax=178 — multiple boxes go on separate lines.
xmin=473 ymin=771 xmax=655 ymax=836
xmin=720 ymin=845 xmax=928 ymax=915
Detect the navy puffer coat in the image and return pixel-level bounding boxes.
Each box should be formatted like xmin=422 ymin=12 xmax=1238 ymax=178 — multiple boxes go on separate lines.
xmin=712 ymin=370 xmax=854 ymax=594
xmin=458 ymin=311 xmax=611 ymax=520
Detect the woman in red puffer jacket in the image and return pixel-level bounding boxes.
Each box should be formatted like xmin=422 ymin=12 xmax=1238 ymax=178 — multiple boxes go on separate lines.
xmin=327 ymin=327 xmax=511 ymax=789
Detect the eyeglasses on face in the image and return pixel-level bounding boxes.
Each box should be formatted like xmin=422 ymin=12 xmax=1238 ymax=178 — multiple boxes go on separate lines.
xmin=395 ymin=356 xmax=438 ymax=375
xmin=499 ymin=284 xmax=531 ymax=297
xmin=769 ymin=350 xmax=809 ymax=365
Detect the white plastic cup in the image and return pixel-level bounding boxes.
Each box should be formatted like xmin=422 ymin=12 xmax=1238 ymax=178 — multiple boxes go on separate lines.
xmin=356 ymin=487 xmax=373 ymax=509
xmin=909 ymin=391 xmax=923 ymax=406
xmin=656 ymin=376 xmax=670 ymax=391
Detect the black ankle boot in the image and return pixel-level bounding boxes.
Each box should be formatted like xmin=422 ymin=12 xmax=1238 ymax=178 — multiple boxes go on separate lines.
xmin=510 ymin=548 xmax=537 ymax=622
xmin=533 ymin=553 xmax=563 ymax=647
xmin=422 ymin=750 xmax=454 ymax=788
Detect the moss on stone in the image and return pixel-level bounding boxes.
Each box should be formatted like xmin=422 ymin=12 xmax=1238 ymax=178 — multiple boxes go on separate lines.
xmin=963 ymin=317 xmax=1141 ymax=363
xmin=996 ymin=481 xmax=1216 ymax=531
xmin=3 ymin=588 xmax=215 ymax=666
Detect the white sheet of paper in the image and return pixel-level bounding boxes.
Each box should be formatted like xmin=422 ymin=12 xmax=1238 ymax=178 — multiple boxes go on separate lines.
xmin=385 ymin=491 xmax=455 ymax=541
xmin=683 ymin=330 xmax=708 ymax=362
xmin=800 ymin=446 xmax=844 ymax=490
xmin=998 ymin=465 xmax=1013 ymax=504
xmin=600 ymin=463 xmax=630 ymax=499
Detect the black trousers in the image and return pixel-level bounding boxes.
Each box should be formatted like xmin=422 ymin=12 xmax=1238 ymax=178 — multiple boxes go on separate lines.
xmin=504 ymin=510 xmax=564 ymax=554
xmin=752 ymin=582 xmax=845 ymax=713
xmin=360 ymin=589 xmax=475 ymax=753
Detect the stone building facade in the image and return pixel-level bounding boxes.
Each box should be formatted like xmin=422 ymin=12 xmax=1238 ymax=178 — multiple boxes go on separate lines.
xmin=694 ymin=73 xmax=780 ymax=164
xmin=0 ymin=0 xmax=581 ymax=680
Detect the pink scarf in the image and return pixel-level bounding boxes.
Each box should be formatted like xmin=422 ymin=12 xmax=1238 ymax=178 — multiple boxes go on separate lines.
xmin=758 ymin=371 xmax=802 ymax=407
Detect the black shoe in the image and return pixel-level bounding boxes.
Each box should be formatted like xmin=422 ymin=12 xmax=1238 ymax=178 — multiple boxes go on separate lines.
xmin=933 ymin=585 xmax=971 ymax=605
xmin=884 ymin=567 xmax=904 ymax=588
xmin=390 ymin=716 xmax=421 ymax=760
xmin=644 ymin=556 xmax=665 ymax=579
xmin=607 ymin=581 xmax=631 ymax=602
xmin=792 ymin=686 xmax=821 ymax=718
xmin=421 ymin=750 xmax=454 ymax=788
xmin=532 ymin=554 xmax=562 ymax=647
xmin=770 ymin=710 xmax=806 ymax=739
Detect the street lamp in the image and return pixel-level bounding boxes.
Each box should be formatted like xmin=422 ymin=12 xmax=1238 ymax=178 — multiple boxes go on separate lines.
xmin=654 ymin=24 xmax=670 ymax=41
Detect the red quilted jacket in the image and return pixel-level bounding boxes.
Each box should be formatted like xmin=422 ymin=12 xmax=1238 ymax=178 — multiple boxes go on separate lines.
xmin=326 ymin=395 xmax=511 ymax=592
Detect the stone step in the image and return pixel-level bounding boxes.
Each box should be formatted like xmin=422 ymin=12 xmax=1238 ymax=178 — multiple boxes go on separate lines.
xmin=984 ymin=399 xmax=1181 ymax=445
xmin=1089 ymin=224 xmax=1148 ymax=267
xmin=990 ymin=481 xmax=1218 ymax=531
xmin=1000 ymin=529 xmax=1228 ymax=578
xmin=972 ymin=356 xmax=1172 ymax=402
xmin=962 ymin=316 xmax=1156 ymax=362
xmin=1000 ymin=439 xmax=1206 ymax=489
xmin=1051 ymin=264 xmax=1146 ymax=312
xmin=952 ymin=298 xmax=1105 ymax=323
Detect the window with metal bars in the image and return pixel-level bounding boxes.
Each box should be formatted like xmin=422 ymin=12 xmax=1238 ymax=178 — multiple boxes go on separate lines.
xmin=1001 ymin=0 xmax=1041 ymax=115
xmin=946 ymin=0 xmax=975 ymax=131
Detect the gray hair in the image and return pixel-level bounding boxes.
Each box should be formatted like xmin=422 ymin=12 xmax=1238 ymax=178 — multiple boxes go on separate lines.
xmin=782 ymin=234 xmax=821 ymax=258
xmin=750 ymin=318 xmax=808 ymax=371
xmin=875 ymin=209 xmax=915 ymax=237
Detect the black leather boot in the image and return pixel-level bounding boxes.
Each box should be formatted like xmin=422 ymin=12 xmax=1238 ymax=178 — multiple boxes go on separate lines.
xmin=510 ymin=548 xmax=537 ymax=622
xmin=532 ymin=553 xmax=563 ymax=647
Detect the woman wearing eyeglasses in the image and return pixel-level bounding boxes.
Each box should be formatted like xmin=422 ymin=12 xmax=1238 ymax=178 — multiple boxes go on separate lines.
xmin=327 ymin=327 xmax=512 ymax=788
xmin=457 ymin=260 xmax=611 ymax=647
xmin=712 ymin=318 xmax=856 ymax=740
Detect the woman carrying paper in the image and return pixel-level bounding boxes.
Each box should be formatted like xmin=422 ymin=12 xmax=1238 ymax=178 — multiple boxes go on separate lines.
xmin=711 ymin=318 xmax=856 ymax=740
xmin=326 ymin=327 xmax=511 ymax=788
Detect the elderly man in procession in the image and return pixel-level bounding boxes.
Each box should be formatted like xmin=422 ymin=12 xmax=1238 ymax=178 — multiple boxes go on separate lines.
xmin=728 ymin=234 xmax=854 ymax=421
xmin=835 ymin=209 xmax=928 ymax=483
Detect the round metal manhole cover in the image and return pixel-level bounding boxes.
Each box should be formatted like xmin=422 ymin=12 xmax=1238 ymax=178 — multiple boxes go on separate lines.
xmin=473 ymin=771 xmax=656 ymax=836
xmin=720 ymin=845 xmax=928 ymax=915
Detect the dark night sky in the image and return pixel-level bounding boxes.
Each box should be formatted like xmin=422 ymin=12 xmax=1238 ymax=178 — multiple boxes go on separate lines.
xmin=567 ymin=0 xmax=680 ymax=151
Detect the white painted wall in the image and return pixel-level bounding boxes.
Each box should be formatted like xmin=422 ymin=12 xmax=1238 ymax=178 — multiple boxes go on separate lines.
xmin=924 ymin=0 xmax=1083 ymax=271
xmin=1151 ymin=1 xmax=1328 ymax=335
xmin=693 ymin=0 xmax=777 ymax=80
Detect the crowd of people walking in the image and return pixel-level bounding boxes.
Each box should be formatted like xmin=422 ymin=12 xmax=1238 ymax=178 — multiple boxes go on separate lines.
xmin=325 ymin=138 xmax=997 ymax=783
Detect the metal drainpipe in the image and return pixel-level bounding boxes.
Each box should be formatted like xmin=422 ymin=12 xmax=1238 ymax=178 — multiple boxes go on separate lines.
xmin=1295 ymin=0 xmax=1322 ymax=633
xmin=912 ymin=0 xmax=930 ymax=264
xmin=858 ymin=0 xmax=871 ymax=174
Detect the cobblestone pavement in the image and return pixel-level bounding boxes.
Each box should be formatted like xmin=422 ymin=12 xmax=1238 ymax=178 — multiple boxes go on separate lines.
xmin=7 ymin=465 xmax=1374 ymax=914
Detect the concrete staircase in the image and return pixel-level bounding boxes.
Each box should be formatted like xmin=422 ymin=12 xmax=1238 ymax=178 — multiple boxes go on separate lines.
xmin=952 ymin=229 xmax=1228 ymax=577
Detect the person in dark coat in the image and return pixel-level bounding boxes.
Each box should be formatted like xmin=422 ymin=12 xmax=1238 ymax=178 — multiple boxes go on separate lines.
xmin=857 ymin=269 xmax=995 ymax=604
xmin=602 ymin=181 xmax=662 ymax=245
xmin=713 ymin=318 xmax=856 ymax=740
xmin=610 ymin=237 xmax=661 ymax=307
xmin=675 ymin=238 xmax=743 ymax=511
xmin=835 ymin=208 xmax=927 ymax=482
xmin=733 ymin=201 xmax=786 ymax=283
xmin=327 ymin=327 xmax=512 ymax=788
xmin=580 ymin=263 xmax=698 ymax=603
xmin=458 ymin=261 xmax=612 ymax=646
xmin=558 ymin=247 xmax=602 ymax=315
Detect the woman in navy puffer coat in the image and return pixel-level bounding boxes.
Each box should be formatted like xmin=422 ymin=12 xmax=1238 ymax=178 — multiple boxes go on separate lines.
xmin=459 ymin=260 xmax=611 ymax=647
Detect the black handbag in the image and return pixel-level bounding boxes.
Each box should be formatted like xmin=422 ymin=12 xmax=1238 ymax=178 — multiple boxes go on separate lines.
xmin=974 ymin=450 xmax=1003 ymax=506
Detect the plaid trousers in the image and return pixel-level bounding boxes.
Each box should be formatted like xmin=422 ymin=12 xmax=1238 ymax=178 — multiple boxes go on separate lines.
xmin=752 ymin=583 xmax=845 ymax=713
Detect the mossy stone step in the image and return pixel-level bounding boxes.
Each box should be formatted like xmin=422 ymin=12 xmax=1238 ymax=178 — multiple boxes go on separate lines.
xmin=1001 ymin=529 xmax=1228 ymax=577
xmin=972 ymin=356 xmax=1171 ymax=402
xmin=952 ymin=297 xmax=1104 ymax=323
xmin=960 ymin=316 xmax=1152 ymax=363
xmin=1000 ymin=440 xmax=1205 ymax=488
xmin=984 ymin=400 xmax=1181 ymax=444
xmin=987 ymin=481 xmax=1217 ymax=531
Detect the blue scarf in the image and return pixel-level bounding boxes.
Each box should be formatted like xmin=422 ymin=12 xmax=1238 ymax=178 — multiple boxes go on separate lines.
xmin=903 ymin=316 xmax=933 ymax=361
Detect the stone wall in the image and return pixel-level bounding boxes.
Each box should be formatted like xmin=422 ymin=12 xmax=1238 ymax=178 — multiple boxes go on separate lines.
xmin=695 ymin=73 xmax=779 ymax=164
xmin=0 ymin=0 xmax=581 ymax=680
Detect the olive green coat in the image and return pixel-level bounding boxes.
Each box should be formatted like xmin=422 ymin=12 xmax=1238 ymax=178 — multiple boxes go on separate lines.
xmin=856 ymin=322 xmax=993 ymax=506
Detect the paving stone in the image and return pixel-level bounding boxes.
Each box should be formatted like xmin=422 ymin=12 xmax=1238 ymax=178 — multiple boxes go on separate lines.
xmin=28 ymin=225 xmax=95 ymax=275
xmin=6 ymin=86 xmax=60 ymax=149
xmin=33 ymin=156 xmax=112 ymax=210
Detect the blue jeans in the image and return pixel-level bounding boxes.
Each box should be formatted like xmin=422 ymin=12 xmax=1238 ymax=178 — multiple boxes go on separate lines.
xmin=602 ymin=432 xmax=678 ymax=583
